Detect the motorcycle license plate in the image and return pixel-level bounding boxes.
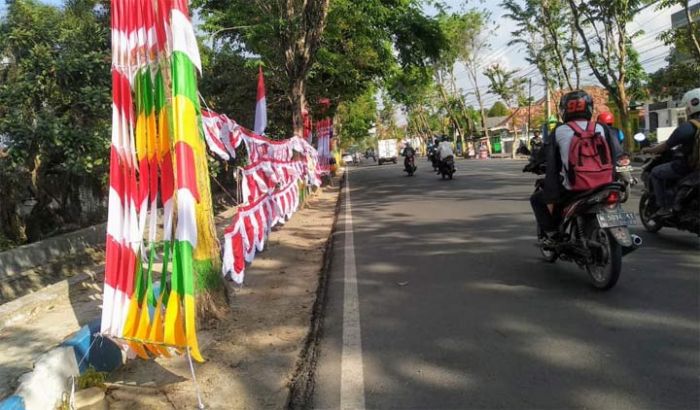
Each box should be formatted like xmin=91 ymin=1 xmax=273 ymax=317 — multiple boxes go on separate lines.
xmin=597 ymin=211 xmax=637 ymax=228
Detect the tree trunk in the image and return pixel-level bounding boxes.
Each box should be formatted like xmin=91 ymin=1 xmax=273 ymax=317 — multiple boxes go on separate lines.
xmin=618 ymin=105 xmax=633 ymax=152
xmin=290 ymin=77 xmax=306 ymax=137
xmin=0 ymin=200 xmax=26 ymax=245
xmin=282 ymin=0 xmax=330 ymax=137
xmin=614 ymin=77 xmax=635 ymax=152
xmin=475 ymin=88 xmax=491 ymax=154
xmin=437 ymin=85 xmax=464 ymax=148
xmin=684 ymin=0 xmax=700 ymax=61
xmin=418 ymin=108 xmax=432 ymax=137
xmin=455 ymin=95 xmax=473 ymax=154
xmin=465 ymin=62 xmax=491 ymax=153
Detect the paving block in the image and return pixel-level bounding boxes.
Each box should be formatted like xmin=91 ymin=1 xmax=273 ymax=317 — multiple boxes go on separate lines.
xmin=73 ymin=387 xmax=107 ymax=410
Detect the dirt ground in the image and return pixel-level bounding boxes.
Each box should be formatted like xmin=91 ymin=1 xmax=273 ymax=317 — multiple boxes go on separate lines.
xmin=105 ymin=178 xmax=341 ymax=410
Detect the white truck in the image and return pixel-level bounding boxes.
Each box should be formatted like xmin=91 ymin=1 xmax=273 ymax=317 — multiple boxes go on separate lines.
xmin=377 ymin=139 xmax=398 ymax=165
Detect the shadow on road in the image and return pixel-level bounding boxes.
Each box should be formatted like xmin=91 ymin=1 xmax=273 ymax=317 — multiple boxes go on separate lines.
xmin=327 ymin=160 xmax=699 ymax=409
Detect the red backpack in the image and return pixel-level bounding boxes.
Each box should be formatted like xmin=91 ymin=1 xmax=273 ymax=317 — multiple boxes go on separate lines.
xmin=566 ymin=121 xmax=614 ymax=191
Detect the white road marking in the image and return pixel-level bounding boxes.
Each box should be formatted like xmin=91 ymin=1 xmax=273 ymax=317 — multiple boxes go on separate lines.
xmin=340 ymin=172 xmax=366 ymax=410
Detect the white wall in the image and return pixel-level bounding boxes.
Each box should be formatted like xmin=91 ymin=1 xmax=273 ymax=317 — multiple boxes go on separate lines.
xmin=657 ymin=127 xmax=675 ymax=143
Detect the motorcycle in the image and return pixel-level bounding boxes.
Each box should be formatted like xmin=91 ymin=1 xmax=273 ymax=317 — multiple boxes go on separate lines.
xmin=638 ymin=150 xmax=700 ymax=235
xmin=427 ymin=148 xmax=439 ymax=171
xmin=438 ymin=156 xmax=455 ymax=180
xmin=525 ymin=158 xmax=640 ymax=290
xmin=516 ymin=141 xmax=531 ymax=156
xmin=404 ymin=152 xmax=417 ymax=176
xmin=533 ymin=179 xmax=640 ymax=290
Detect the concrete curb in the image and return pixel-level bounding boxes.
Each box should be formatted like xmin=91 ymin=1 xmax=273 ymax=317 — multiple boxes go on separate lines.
xmin=0 ymin=320 xmax=124 ymax=410
xmin=0 ymin=223 xmax=106 ymax=280
xmin=0 ymin=272 xmax=94 ymax=331
xmin=286 ymin=172 xmax=345 ymax=409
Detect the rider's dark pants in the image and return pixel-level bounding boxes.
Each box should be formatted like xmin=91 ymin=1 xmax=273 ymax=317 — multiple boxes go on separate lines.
xmin=651 ymin=161 xmax=686 ymax=208
xmin=530 ymin=189 xmax=574 ymax=233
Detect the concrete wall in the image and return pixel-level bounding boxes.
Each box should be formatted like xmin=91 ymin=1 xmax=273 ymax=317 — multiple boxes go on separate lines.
xmin=0 ymin=223 xmax=106 ymax=280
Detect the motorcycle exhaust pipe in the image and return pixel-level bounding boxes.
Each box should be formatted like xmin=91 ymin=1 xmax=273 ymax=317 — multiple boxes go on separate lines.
xmin=632 ymin=234 xmax=643 ymax=247
xmin=622 ymin=234 xmax=642 ymax=256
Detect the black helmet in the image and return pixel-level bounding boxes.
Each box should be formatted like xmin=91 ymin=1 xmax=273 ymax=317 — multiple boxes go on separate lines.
xmin=559 ymin=90 xmax=594 ymax=122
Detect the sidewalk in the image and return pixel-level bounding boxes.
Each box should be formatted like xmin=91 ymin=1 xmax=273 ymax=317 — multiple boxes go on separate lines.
xmin=104 ymin=177 xmax=342 ymax=409
xmin=0 ymin=173 xmax=341 ymax=407
xmin=0 ymin=265 xmax=104 ymax=399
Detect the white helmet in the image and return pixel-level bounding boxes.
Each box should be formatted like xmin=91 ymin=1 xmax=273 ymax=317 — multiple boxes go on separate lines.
xmin=681 ymin=88 xmax=700 ymax=118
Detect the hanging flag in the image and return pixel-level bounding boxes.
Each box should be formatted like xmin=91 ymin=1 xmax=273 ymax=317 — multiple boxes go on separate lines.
xmin=254 ymin=65 xmax=267 ymax=135
xmin=102 ymin=0 xmax=215 ymax=363
xmin=302 ymin=107 xmax=312 ymax=142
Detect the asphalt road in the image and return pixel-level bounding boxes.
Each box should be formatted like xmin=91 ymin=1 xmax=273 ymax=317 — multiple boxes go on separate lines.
xmin=312 ymin=158 xmax=699 ymax=410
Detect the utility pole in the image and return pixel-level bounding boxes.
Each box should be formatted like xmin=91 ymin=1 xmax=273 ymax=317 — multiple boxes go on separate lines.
xmin=527 ymin=78 xmax=532 ymax=144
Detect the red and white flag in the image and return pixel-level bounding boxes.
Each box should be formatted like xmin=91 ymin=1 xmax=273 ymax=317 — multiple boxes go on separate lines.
xmin=254 ymin=65 xmax=267 ymax=135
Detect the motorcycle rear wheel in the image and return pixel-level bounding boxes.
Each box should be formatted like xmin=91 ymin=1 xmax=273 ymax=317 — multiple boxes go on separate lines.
xmin=639 ymin=192 xmax=663 ymax=233
xmin=586 ymin=227 xmax=622 ymax=290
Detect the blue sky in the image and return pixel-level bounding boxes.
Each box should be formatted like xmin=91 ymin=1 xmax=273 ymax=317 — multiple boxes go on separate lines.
xmin=7 ymin=0 xmax=692 ymax=108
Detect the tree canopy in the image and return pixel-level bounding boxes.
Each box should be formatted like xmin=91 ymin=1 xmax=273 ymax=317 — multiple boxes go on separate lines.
xmin=487 ymin=101 xmax=510 ymax=117
xmin=0 ymin=0 xmax=111 ymax=245
xmin=195 ymin=0 xmax=447 ymax=138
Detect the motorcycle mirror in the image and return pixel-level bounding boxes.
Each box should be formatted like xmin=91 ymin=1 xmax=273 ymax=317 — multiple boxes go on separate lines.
xmin=633 ymin=133 xmax=646 ymax=142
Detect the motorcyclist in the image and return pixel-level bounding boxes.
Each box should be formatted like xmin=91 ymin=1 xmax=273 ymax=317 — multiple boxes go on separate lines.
xmin=641 ymin=88 xmax=700 ymax=217
xmin=436 ymin=136 xmax=455 ymax=173
xmin=365 ymin=147 xmax=376 ymax=162
xmin=402 ymin=142 xmax=416 ymax=170
xmin=530 ymin=130 xmax=543 ymax=153
xmin=522 ymin=118 xmax=556 ymax=173
xmin=597 ymin=111 xmax=625 ymax=144
xmin=597 ymin=111 xmax=627 ymax=164
xmin=530 ymin=90 xmax=622 ymax=239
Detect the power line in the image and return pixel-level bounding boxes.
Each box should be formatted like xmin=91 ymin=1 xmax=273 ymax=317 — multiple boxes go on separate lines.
xmin=454 ymin=3 xmax=677 ymax=107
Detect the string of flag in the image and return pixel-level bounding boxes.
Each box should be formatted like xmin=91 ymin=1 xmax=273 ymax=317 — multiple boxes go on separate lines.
xmin=201 ymin=110 xmax=324 ymax=284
